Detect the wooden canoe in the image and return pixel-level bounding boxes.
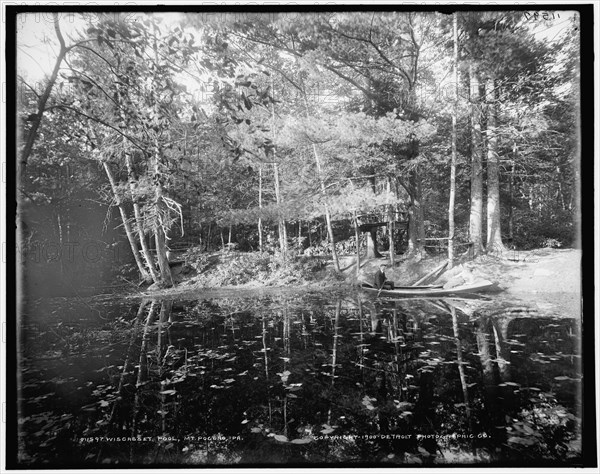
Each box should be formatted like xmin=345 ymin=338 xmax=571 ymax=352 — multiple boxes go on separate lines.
xmin=360 ymin=280 xmax=496 ymax=297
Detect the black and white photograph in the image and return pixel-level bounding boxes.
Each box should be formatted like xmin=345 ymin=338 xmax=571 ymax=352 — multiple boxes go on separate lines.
xmin=3 ymin=2 xmax=597 ymax=471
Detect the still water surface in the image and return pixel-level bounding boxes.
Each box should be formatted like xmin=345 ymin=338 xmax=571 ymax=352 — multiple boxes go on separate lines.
xmin=17 ymin=289 xmax=582 ymax=467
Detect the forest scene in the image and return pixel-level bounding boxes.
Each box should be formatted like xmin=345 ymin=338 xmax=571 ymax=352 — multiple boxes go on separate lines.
xmin=8 ymin=6 xmax=592 ymax=470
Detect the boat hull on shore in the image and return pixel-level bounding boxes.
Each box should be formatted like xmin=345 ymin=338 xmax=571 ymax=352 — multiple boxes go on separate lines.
xmin=360 ymin=280 xmax=496 ymax=297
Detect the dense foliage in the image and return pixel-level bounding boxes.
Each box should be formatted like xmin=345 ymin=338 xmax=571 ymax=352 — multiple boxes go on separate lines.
xmin=17 ymin=10 xmax=581 ymax=290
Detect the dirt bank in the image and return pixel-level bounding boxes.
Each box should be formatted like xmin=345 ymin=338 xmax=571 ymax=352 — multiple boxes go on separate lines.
xmin=352 ymin=248 xmax=582 ymax=318
xmin=143 ymin=248 xmax=582 ymax=318
xmin=435 ymin=248 xmax=581 ymax=293
xmin=440 ymin=248 xmax=582 ymax=318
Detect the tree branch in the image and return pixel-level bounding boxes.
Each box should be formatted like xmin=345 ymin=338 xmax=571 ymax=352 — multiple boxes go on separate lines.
xmin=45 ymin=104 xmax=146 ymax=152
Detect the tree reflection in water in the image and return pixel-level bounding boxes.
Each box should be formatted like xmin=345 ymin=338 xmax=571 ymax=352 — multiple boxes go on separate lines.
xmin=16 ymin=292 xmax=582 ymax=467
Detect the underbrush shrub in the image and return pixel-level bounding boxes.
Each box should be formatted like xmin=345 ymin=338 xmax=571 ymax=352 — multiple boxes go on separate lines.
xmin=184 ymin=249 xmax=329 ymax=287
xmin=182 ymin=247 xmax=210 ymax=273
xmin=212 ymin=252 xmax=271 ymax=286
xmin=511 ymin=209 xmax=575 ymax=250
xmin=302 ymin=237 xmax=365 ymax=257
xmin=181 ymin=245 xmax=346 ymax=287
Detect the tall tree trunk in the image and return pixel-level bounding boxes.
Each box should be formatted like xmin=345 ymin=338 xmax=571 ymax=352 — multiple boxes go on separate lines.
xmin=407 ymin=169 xmax=424 ymax=256
xmin=114 ymin=55 xmax=158 ymax=283
xmin=297 ymin=73 xmax=341 ymax=272
xmin=448 ymin=13 xmax=458 ymax=269
xmin=258 ymin=165 xmax=263 ymax=252
xmin=485 ymin=77 xmax=505 ymax=253
xmin=125 ymin=153 xmax=159 ymax=283
xmin=154 ymin=221 xmax=173 ymax=287
xmin=20 ymin=14 xmax=68 ymax=175
xmin=206 ymin=223 xmax=212 ymax=251
xmin=270 ymin=75 xmax=288 ymax=260
xmin=151 ymin=31 xmax=173 ymax=287
xmin=509 ymin=152 xmax=515 ymax=243
xmin=365 ymin=227 xmax=382 ymax=259
xmin=152 ymin=145 xmax=174 ymax=287
xmin=469 ymin=64 xmax=484 ymax=256
xmin=324 ymin=203 xmax=340 ymax=272
xmin=56 ymin=211 xmax=65 ymax=277
xmin=311 ymin=141 xmax=340 ymax=272
xmin=102 ymin=161 xmax=151 ymax=282
xmin=353 ymin=212 xmax=361 ymax=277
xmin=387 ymin=178 xmax=395 ymax=266
xmin=273 ymin=162 xmax=288 ymax=259
xmin=198 ymin=222 xmax=203 ymax=251
xmin=572 ymin=101 xmax=581 ymax=249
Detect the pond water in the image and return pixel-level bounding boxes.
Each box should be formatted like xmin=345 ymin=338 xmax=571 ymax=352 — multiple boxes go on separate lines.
xmin=16 ymin=289 xmax=583 ymax=467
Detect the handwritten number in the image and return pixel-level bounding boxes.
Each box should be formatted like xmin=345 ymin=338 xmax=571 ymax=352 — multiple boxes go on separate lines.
xmin=525 ymin=11 xmax=559 ymax=21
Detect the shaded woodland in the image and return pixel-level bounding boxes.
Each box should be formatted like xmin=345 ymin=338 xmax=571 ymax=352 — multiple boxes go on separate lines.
xmin=17 ymin=10 xmax=581 ymax=290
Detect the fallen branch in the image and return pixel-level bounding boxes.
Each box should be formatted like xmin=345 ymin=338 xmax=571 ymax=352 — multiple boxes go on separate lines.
xmin=411 ymin=260 xmax=448 ymax=286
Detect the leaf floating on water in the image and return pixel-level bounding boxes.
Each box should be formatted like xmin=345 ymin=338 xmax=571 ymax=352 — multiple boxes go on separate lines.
xmin=273 ymin=434 xmax=289 ymax=442
xmin=290 ymin=438 xmax=313 ymax=444
xmin=394 ymin=402 xmax=413 ymax=411
xmin=224 ymin=378 xmax=235 ymax=384
xmin=287 ymin=393 xmax=298 ymax=399
xmin=241 ymin=419 xmax=249 ymax=424
xmin=250 ymin=427 xmax=261 ymax=433
xmin=160 ymin=389 xmax=177 ymax=395
xmin=362 ymin=395 xmax=376 ymax=410
xmin=554 ymin=376 xmax=570 ymax=381
xmin=505 ymin=382 xmax=520 ymax=387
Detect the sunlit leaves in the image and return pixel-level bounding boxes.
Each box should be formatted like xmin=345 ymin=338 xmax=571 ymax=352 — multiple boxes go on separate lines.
xmin=361 ymin=395 xmax=376 ymax=411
